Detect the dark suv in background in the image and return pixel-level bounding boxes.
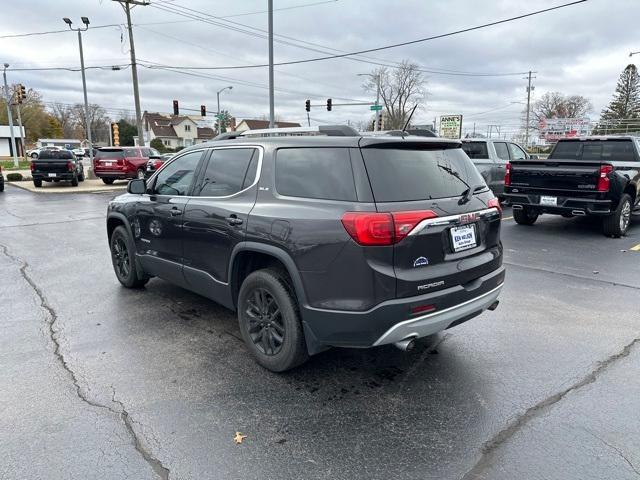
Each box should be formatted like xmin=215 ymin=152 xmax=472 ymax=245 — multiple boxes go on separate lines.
xmin=106 ymin=127 xmax=505 ymax=371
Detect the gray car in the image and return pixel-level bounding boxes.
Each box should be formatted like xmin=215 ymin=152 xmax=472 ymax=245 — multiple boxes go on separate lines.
xmin=462 ymin=139 xmax=533 ymax=198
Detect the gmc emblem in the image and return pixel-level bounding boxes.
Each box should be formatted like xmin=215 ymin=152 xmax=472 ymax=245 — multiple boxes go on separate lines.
xmin=459 ymin=212 xmax=478 ymax=224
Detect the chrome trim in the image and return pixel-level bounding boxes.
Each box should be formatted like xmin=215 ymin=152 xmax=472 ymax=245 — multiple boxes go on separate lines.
xmin=408 ymin=207 xmax=500 ymax=235
xmin=183 ymin=264 xmax=228 ymax=285
xmin=136 ymin=254 xmax=229 ymax=286
xmin=373 ymin=283 xmax=504 ymax=346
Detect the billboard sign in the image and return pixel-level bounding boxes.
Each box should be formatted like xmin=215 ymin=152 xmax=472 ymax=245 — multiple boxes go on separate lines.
xmin=538 ymin=118 xmax=591 ymax=142
xmin=439 ymin=115 xmax=463 ymax=139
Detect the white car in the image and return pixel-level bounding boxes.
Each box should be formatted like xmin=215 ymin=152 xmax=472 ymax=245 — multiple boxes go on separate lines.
xmin=72 ymin=148 xmax=85 ymax=157
xmin=27 ymin=145 xmax=63 ymax=159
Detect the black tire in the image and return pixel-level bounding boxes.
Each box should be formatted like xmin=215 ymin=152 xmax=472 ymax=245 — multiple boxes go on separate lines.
xmin=30 ymin=152 xmax=38 ymax=159
xmin=109 ymin=226 xmax=149 ymax=288
xmin=102 ymin=178 xmax=115 ymax=185
xmin=33 ymin=179 xmax=42 ymax=188
xmin=237 ymin=269 xmax=309 ymax=372
xmin=603 ymin=194 xmax=632 ymax=238
xmin=136 ymin=169 xmax=146 ymax=180
xmin=71 ymin=173 xmax=79 ymax=187
xmin=513 ymin=207 xmax=539 ymax=226
xmin=78 ymin=171 xmax=85 ymax=182
xmin=0 ymin=181 xmax=4 ymax=192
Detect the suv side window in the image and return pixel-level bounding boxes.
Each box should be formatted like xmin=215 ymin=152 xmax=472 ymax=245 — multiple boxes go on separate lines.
xmin=493 ymin=142 xmax=510 ymax=161
xmin=152 ymin=151 xmax=202 ymax=196
xmin=508 ymin=143 xmax=527 ymax=160
xmin=275 ymin=148 xmax=356 ymax=201
xmin=196 ymin=148 xmax=259 ymax=197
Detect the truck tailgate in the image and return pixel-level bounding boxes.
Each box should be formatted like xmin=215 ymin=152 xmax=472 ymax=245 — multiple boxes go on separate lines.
xmin=510 ymin=160 xmax=602 ymax=192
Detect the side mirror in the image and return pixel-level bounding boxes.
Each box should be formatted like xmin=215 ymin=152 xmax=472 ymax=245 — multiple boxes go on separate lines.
xmin=529 ymin=154 xmax=539 ymax=160
xmin=127 ymin=178 xmax=146 ymax=194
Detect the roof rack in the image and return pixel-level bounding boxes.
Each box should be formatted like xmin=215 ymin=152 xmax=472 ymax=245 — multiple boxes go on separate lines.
xmin=213 ymin=125 xmax=359 ymax=141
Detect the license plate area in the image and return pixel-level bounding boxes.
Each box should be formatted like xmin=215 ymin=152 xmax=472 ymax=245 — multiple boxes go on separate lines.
xmin=104 ymin=162 xmax=114 ymax=166
xmin=48 ymin=173 xmax=57 ymax=178
xmin=540 ymin=195 xmax=557 ymax=206
xmin=450 ymin=224 xmax=477 ymax=252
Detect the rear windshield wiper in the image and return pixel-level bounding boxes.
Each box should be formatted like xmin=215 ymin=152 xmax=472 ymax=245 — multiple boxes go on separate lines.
xmin=458 ymin=184 xmax=486 ymax=205
xmin=437 ymin=163 xmax=474 ymax=204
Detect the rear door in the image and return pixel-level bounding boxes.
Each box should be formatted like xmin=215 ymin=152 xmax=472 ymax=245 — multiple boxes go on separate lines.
xmin=360 ymin=142 xmax=501 ymax=299
xmin=181 ymin=146 xmax=261 ymax=300
xmin=492 ymin=141 xmax=511 ymax=195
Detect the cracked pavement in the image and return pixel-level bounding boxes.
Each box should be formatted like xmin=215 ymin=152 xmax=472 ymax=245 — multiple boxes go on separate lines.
xmin=1 ymin=185 xmax=639 ymax=479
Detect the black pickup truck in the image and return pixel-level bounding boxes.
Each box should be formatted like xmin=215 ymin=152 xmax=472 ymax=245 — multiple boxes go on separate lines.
xmin=504 ymin=136 xmax=640 ymax=237
xmin=31 ymin=149 xmax=85 ymax=188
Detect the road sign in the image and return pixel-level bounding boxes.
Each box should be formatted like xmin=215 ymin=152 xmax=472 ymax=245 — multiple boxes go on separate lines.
xmin=370 ymin=104 xmax=383 ymax=111
xmin=439 ymin=115 xmax=463 ymax=139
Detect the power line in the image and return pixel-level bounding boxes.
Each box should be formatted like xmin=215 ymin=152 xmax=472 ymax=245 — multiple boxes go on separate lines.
xmin=140 ymin=1 xmax=586 ymax=72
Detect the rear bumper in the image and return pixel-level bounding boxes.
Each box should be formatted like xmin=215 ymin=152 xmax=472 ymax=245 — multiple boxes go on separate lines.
xmin=32 ymin=172 xmax=75 ymax=180
xmin=301 ymin=266 xmax=505 ymax=352
xmin=505 ymin=192 xmax=612 ymax=215
xmin=94 ymin=170 xmax=131 ymax=179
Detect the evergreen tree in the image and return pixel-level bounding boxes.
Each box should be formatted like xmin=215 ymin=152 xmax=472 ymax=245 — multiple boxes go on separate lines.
xmin=599 ymin=64 xmax=640 ymax=134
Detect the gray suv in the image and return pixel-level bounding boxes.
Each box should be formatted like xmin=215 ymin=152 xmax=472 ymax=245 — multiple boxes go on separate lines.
xmin=106 ymin=127 xmax=505 ymax=371
xmin=462 ymin=139 xmax=533 ymax=198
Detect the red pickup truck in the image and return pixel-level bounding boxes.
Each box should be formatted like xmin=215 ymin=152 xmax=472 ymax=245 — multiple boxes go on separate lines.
xmin=93 ymin=147 xmax=160 ymax=184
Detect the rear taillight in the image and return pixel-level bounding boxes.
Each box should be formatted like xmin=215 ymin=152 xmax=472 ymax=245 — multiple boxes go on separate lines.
xmin=487 ymin=197 xmax=502 ymax=214
xmin=504 ymin=162 xmax=512 ymax=186
xmin=117 ymin=158 xmax=125 ymax=166
xmin=154 ymin=161 xmax=163 ymax=170
xmin=341 ymin=210 xmax=437 ymax=246
xmin=30 ymin=162 xmax=35 ymax=172
xmin=67 ymin=161 xmax=74 ymax=171
xmin=597 ymin=164 xmax=613 ymax=192
xmin=411 ymin=304 xmax=436 ymax=315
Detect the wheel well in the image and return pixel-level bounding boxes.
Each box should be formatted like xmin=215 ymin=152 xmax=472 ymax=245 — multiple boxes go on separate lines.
xmin=623 ymin=184 xmax=636 ymax=204
xmin=106 ymin=217 xmax=125 ymax=241
xmin=231 ymin=251 xmax=295 ymax=308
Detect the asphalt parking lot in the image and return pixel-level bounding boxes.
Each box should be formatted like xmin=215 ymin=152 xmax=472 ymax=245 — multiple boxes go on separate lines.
xmin=1 ymin=184 xmax=639 ymax=480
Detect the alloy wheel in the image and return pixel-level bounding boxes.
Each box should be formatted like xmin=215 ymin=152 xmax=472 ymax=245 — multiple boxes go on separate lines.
xmin=112 ymin=237 xmax=130 ymax=279
xmin=245 ymin=288 xmax=285 ymax=356
xmin=620 ymin=200 xmax=631 ymax=232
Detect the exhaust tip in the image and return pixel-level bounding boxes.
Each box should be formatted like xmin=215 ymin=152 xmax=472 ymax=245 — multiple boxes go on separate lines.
xmin=394 ymin=337 xmax=417 ymax=352
xmin=512 ymin=204 xmax=524 ymax=210
xmin=487 ymin=300 xmax=500 ymax=311
xmin=571 ymin=210 xmax=586 ymax=216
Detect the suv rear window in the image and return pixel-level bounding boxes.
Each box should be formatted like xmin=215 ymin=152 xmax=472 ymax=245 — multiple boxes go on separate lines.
xmin=361 ymin=146 xmax=486 ymax=202
xmin=461 ymin=142 xmax=489 ymax=159
xmin=550 ymin=139 xmax=636 ymax=161
xmin=96 ymin=149 xmax=124 ymax=159
xmin=275 ymin=148 xmax=356 ymax=201
xmin=38 ymin=150 xmax=73 ymax=159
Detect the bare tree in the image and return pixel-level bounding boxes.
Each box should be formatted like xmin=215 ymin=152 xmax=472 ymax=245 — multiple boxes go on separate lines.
xmin=364 ymin=60 xmax=427 ymax=130
xmin=49 ymin=102 xmax=77 ymax=138
xmin=71 ymin=103 xmax=111 ymax=144
xmin=532 ymin=92 xmax=592 ymax=122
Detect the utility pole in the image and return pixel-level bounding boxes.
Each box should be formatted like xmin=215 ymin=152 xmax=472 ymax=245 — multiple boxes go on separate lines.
xmin=15 ymin=98 xmax=25 ymax=159
xmin=113 ymin=0 xmax=148 ymax=146
xmin=63 ymin=17 xmax=94 ymax=175
xmin=524 ymin=71 xmax=536 ymax=148
xmin=216 ymin=85 xmax=233 ymax=135
xmin=268 ymin=0 xmax=275 ymax=128
xmin=357 ymin=73 xmax=382 ymax=131
xmin=2 ymin=64 xmax=18 ymax=167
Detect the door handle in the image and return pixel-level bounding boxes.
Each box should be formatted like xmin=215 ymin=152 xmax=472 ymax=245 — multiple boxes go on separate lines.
xmin=226 ymin=215 xmax=243 ymax=226
xmin=170 ymin=208 xmax=181 ymax=216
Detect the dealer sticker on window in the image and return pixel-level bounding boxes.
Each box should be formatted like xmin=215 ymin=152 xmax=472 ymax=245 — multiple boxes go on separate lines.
xmin=451 ymin=224 xmax=477 ymax=252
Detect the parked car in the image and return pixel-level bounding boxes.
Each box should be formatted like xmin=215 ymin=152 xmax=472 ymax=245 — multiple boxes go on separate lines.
xmin=0 ymin=165 xmax=4 ymax=192
xmin=31 ymin=149 xmax=84 ymax=187
xmin=504 ymin=136 xmax=640 ymax=237
xmin=93 ymin=147 xmax=152 ymax=184
xmin=145 ymin=152 xmax=173 ymax=178
xmin=461 ymin=139 xmax=534 ymax=199
xmin=106 ymin=126 xmax=505 ymax=371
xmin=26 ymin=145 xmax=63 ymax=159
xmin=72 ymin=148 xmax=85 ymax=157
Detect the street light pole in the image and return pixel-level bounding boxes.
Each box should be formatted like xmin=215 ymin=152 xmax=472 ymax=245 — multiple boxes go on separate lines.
xmin=524 ymin=70 xmax=536 ymax=148
xmin=64 ymin=17 xmax=94 ymax=175
xmin=216 ymin=86 xmax=233 ymax=135
xmin=2 ymin=64 xmax=19 ymax=167
xmin=629 ymin=51 xmax=639 ymax=57
xmin=268 ymin=0 xmax=275 ymax=128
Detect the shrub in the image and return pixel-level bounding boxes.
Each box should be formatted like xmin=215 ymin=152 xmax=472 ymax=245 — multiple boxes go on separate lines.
xmin=6 ymin=172 xmax=23 ymax=181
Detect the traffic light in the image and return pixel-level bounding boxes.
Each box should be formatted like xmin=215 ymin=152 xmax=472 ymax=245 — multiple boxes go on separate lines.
xmin=112 ymin=122 xmax=120 ymax=146
xmin=15 ymin=84 xmax=26 ymax=104
xmin=305 ymin=99 xmax=310 ymax=112
xmin=200 ymin=105 xmax=206 ymax=116
xmin=326 ymin=98 xmax=332 ymax=111
xmin=377 ymin=114 xmax=383 ymax=131
xmin=173 ymin=100 xmax=179 ymax=116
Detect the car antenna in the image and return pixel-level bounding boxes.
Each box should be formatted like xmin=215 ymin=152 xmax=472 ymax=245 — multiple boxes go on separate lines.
xmin=402 ymin=104 xmax=418 ymax=137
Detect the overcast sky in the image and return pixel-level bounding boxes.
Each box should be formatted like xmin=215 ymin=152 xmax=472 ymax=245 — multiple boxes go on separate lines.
xmin=2 ymin=0 xmax=638 ymax=134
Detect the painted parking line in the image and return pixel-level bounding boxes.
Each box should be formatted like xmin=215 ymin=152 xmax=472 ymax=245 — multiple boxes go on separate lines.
xmin=502 ymin=216 xmax=514 ymax=221
xmin=630 ymin=244 xmax=640 ymax=252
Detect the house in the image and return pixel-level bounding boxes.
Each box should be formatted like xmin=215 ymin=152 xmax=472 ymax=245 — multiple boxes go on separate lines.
xmin=0 ymin=125 xmax=26 ymax=157
xmin=142 ymin=112 xmax=216 ymax=148
xmin=235 ymin=119 xmax=301 ymax=132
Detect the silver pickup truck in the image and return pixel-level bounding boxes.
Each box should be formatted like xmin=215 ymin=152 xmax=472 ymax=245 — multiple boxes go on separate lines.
xmin=462 ymin=139 xmax=535 ymax=199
